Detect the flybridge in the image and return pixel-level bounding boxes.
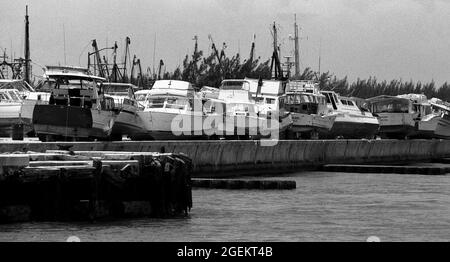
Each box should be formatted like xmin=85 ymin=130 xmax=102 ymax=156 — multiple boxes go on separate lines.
xmin=44 ymin=66 xmax=106 ymax=81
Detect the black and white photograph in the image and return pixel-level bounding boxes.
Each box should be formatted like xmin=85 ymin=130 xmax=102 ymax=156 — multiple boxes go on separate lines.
xmin=0 ymin=0 xmax=449 ymax=246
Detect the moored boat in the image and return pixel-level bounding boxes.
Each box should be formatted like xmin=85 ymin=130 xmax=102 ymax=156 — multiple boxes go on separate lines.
xmin=284 ymin=80 xmax=337 ymax=139
xmin=103 ymin=82 xmax=147 ymax=140
xmin=32 ymin=66 xmax=117 ymax=141
xmin=367 ymin=94 xmax=445 ymax=139
xmin=1 ymin=79 xmax=50 ymax=136
xmin=223 ymin=78 xmax=292 ymax=138
xmin=137 ymin=80 xmax=211 ymax=140
xmin=320 ymin=90 xmax=379 ymax=139
xmin=203 ymin=80 xmax=276 ymax=139
xmin=0 ymin=89 xmax=29 ymax=136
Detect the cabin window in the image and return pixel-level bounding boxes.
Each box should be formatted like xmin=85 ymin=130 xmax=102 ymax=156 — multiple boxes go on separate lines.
xmin=147 ymin=97 xmax=166 ymax=108
xmin=0 ymin=93 xmax=7 ymax=100
xmin=255 ymin=97 xmax=264 ymax=104
xmin=266 ymin=98 xmax=275 ymax=104
xmin=136 ymin=94 xmax=148 ymax=102
xmin=324 ymin=93 xmax=332 ymax=104
xmin=341 ymin=99 xmax=348 ymax=105
xmin=166 ymin=98 xmax=188 ymax=110
xmin=371 ymin=100 xmax=409 ymax=113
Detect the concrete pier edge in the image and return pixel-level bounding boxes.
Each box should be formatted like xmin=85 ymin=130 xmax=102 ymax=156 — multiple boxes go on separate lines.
xmin=1 ymin=139 xmax=449 ymax=177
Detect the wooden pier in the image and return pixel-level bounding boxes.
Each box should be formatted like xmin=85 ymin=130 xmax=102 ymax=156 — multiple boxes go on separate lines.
xmin=0 ymin=151 xmax=193 ymax=223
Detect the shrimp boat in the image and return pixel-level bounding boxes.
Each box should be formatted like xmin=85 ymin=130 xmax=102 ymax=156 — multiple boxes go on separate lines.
xmin=320 ymin=90 xmax=379 ymax=139
xmin=103 ymin=82 xmax=146 ymax=140
xmin=367 ymin=94 xmax=446 ymax=139
xmin=137 ymin=80 xmax=211 ymax=140
xmin=284 ymin=80 xmax=337 ymax=139
xmin=32 ymin=66 xmax=117 ymax=141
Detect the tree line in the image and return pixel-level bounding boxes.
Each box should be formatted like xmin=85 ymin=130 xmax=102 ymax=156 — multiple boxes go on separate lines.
xmin=137 ymin=48 xmax=450 ymax=102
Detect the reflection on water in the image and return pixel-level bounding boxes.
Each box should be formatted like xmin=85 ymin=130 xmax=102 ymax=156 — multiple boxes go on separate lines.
xmin=1 ymin=172 xmax=449 ymax=242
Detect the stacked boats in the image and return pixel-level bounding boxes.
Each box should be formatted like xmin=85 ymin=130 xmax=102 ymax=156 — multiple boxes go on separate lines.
xmin=366 ymin=94 xmax=450 ymax=139
xmin=3 ymin=65 xmax=450 ymax=141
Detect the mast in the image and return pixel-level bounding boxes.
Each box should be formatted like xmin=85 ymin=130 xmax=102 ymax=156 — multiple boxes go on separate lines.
xmin=270 ymin=22 xmax=283 ymax=80
xmin=293 ymin=14 xmax=300 ymax=78
xmin=123 ymin=36 xmax=131 ymax=82
xmin=24 ymin=5 xmax=31 ymax=84
xmin=249 ymin=34 xmax=256 ymax=63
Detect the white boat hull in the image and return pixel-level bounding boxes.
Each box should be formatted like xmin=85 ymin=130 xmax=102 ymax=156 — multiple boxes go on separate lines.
xmin=137 ymin=109 xmax=213 ymax=140
xmin=290 ymin=113 xmax=336 ymax=133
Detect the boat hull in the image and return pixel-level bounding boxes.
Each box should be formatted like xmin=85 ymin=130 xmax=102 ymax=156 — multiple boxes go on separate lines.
xmin=375 ymin=113 xmax=416 ymax=138
xmin=434 ymin=114 xmax=450 ymax=138
xmin=111 ymin=109 xmax=147 ymax=139
xmin=137 ymin=110 xmax=213 ymax=140
xmin=320 ymin=113 xmax=379 ymax=139
xmin=32 ymin=104 xmax=115 ymax=140
xmin=0 ymin=102 xmax=33 ymax=137
xmin=290 ymin=113 xmax=336 ymax=133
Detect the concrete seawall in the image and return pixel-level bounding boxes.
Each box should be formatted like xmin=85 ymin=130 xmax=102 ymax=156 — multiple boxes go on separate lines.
xmin=1 ymin=139 xmax=449 ymax=177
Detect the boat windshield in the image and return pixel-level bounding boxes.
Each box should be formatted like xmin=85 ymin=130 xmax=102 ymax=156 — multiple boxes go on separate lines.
xmin=147 ymin=97 xmax=189 ymax=109
xmin=371 ymin=99 xmax=409 ymax=113
xmin=135 ymin=93 xmax=148 ymax=102
xmin=166 ymin=97 xmax=189 ymax=109
xmin=56 ymin=78 xmax=96 ymax=89
xmin=147 ymin=97 xmax=166 ymax=108
xmin=286 ymin=94 xmax=318 ymax=104
xmin=221 ymin=81 xmax=250 ymax=91
xmin=227 ymin=103 xmax=255 ymax=113
xmin=0 ymin=90 xmax=21 ymax=102
xmin=104 ymin=84 xmax=132 ymax=95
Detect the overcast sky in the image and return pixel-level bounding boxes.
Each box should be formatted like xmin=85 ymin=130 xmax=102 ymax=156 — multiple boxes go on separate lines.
xmin=2 ymin=0 xmax=450 ymax=85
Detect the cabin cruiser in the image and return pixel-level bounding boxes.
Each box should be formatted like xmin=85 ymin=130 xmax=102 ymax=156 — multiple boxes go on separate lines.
xmin=103 ymin=82 xmax=146 ymax=140
xmin=203 ymin=80 xmax=278 ymax=139
xmin=228 ymin=78 xmax=293 ymax=138
xmin=0 ymin=89 xmax=30 ymax=136
xmin=1 ymin=79 xmax=50 ymax=136
xmin=320 ymin=90 xmax=379 ymax=139
xmin=367 ymin=94 xmax=445 ymax=139
xmin=137 ymin=80 xmax=211 ymax=140
xmin=428 ymin=98 xmax=450 ymax=138
xmin=32 ymin=66 xmax=117 ymax=141
xmin=284 ymin=81 xmax=337 ymax=139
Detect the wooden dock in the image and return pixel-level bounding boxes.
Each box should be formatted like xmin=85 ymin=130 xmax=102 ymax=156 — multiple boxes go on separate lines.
xmin=0 ymin=151 xmax=193 ymax=223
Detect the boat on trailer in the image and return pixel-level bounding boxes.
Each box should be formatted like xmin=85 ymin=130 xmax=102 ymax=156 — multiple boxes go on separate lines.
xmin=284 ymin=80 xmax=337 ymax=139
xmin=320 ymin=90 xmax=379 ymax=139
xmin=32 ymin=66 xmax=117 ymax=141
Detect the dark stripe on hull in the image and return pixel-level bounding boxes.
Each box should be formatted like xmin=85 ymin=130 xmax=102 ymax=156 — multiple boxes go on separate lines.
xmin=378 ymin=125 xmax=416 ymax=139
xmin=320 ymin=121 xmax=379 ymax=139
xmin=111 ymin=110 xmax=145 ymax=137
xmin=32 ymin=104 xmax=109 ymax=139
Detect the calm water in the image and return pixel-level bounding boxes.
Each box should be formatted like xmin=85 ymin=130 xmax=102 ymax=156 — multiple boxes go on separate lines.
xmin=0 ymin=171 xmax=449 ymax=242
